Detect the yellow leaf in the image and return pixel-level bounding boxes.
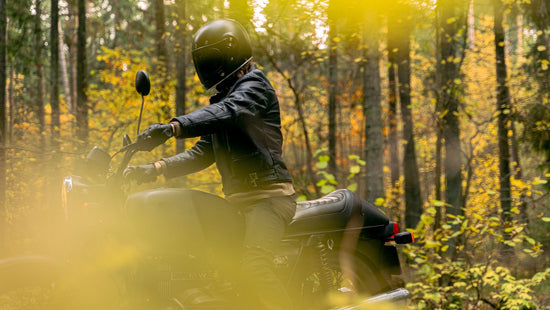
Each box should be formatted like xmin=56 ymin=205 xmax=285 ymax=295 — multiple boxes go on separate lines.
xmin=541 ymin=60 xmax=549 ymax=71
xmin=537 ymin=45 xmax=547 ymax=52
xmin=446 ymin=17 xmax=457 ymax=24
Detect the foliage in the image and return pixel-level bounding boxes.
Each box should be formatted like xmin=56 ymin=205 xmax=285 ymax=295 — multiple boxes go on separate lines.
xmin=296 ymin=148 xmax=365 ymax=201
xmin=3 ymin=0 xmax=550 ymax=308
xmin=404 ymin=185 xmax=550 ymax=309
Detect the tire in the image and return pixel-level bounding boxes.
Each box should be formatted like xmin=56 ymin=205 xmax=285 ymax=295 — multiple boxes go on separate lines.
xmin=292 ymin=243 xmax=386 ymax=310
xmin=0 ymin=255 xmax=130 ymax=310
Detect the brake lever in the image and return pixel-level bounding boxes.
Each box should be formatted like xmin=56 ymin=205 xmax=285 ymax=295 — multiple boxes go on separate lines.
xmin=120 ymin=143 xmax=138 ymax=153
xmin=110 ymin=143 xmax=139 ymax=159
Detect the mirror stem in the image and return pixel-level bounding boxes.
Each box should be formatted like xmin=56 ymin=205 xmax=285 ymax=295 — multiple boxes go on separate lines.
xmin=137 ymin=95 xmax=145 ymax=136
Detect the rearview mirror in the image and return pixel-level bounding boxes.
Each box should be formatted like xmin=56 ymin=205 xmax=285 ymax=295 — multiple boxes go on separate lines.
xmin=135 ymin=70 xmax=150 ymax=96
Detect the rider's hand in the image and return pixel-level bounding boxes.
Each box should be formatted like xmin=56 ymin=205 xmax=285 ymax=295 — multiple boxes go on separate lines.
xmin=134 ymin=123 xmax=174 ymax=151
xmin=123 ymin=164 xmax=159 ymax=184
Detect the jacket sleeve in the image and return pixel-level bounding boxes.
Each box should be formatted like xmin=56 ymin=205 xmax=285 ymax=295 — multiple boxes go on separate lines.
xmin=161 ymin=135 xmax=215 ymax=178
xmin=170 ymin=77 xmax=273 ymax=138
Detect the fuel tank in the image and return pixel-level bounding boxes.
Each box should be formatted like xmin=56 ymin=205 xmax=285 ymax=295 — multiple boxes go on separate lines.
xmin=124 ymin=188 xmax=244 ymax=262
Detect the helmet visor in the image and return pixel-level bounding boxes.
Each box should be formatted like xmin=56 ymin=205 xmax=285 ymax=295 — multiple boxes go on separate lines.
xmin=192 ymin=39 xmax=230 ymax=89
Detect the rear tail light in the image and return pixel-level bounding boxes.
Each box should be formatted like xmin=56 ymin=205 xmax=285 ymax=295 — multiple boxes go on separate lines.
xmin=384 ymin=222 xmax=415 ymax=244
xmin=392 ymin=222 xmax=400 ymax=234
xmin=394 ymin=232 xmax=415 ymax=244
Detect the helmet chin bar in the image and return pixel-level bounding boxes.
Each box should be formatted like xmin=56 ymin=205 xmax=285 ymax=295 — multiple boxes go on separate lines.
xmin=207 ymin=56 xmax=254 ymax=93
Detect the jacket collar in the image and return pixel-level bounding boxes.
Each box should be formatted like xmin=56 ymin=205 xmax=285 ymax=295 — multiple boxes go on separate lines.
xmin=210 ymin=64 xmax=258 ymax=104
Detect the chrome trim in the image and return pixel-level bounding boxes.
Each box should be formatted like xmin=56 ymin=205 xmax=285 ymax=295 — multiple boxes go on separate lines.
xmin=63 ymin=176 xmax=73 ymax=193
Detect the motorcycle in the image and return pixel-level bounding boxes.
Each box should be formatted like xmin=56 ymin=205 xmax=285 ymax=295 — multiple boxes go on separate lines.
xmin=0 ymin=71 xmax=414 ymax=310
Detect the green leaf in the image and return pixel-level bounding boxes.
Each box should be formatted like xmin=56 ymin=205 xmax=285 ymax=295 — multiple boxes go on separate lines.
xmin=313 ymin=147 xmax=328 ymax=157
xmin=350 ymin=165 xmax=361 ymax=174
xmin=321 ymin=185 xmax=336 ymax=194
xmin=374 ymin=198 xmax=385 ymax=206
xmin=541 ymin=217 xmax=550 ymax=222
xmin=421 ymin=215 xmax=434 ymax=226
xmin=316 ymin=161 xmax=328 ymax=169
xmin=318 ymin=155 xmax=330 ymax=163
xmin=347 ymin=183 xmax=358 ymax=192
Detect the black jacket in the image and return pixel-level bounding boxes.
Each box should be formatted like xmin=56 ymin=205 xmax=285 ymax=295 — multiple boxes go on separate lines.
xmin=162 ymin=68 xmax=293 ymax=195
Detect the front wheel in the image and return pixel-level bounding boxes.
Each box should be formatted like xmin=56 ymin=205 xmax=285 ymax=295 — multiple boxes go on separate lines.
xmin=0 ymin=255 xmax=132 ymax=310
xmin=0 ymin=256 xmax=66 ymax=309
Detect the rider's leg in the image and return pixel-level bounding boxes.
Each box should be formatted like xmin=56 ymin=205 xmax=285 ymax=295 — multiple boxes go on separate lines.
xmin=239 ymin=195 xmax=296 ymax=310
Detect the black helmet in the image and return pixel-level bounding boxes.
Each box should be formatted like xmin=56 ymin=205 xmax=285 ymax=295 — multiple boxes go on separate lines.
xmin=192 ymin=19 xmax=253 ymax=90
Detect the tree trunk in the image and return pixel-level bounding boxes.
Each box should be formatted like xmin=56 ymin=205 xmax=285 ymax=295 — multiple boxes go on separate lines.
xmin=0 ymin=0 xmax=7 ymax=253
xmin=154 ymin=0 xmax=170 ymax=120
xmin=436 ymin=0 xmax=467 ymax=260
xmin=33 ymin=0 xmax=46 ymax=150
xmin=434 ymin=127 xmax=443 ymax=229
xmin=327 ymin=2 xmax=338 ymax=175
xmin=392 ymin=10 xmax=423 ymax=229
xmin=59 ymin=22 xmax=72 ymax=115
xmin=51 ymin=0 xmax=60 ymax=141
xmin=76 ymin=0 xmax=88 ymax=145
xmin=68 ymin=4 xmax=77 ymax=116
xmin=154 ymin=0 xmax=169 ymax=73
xmin=363 ymin=8 xmax=385 ymax=202
xmin=468 ymin=0 xmax=475 ymax=49
xmin=494 ymin=0 xmax=512 ymax=225
xmin=387 ymin=27 xmax=400 ymax=186
xmin=175 ymin=0 xmax=187 ymax=154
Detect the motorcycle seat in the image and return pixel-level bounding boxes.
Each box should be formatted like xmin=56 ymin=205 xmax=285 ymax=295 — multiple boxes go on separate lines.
xmin=286 ymin=189 xmax=389 ymax=236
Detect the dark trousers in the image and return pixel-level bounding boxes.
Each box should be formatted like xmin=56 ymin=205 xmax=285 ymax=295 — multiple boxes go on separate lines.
xmin=238 ymin=195 xmax=296 ymax=310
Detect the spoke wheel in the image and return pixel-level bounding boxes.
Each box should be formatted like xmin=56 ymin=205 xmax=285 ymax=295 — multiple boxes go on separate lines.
xmin=0 ymin=256 xmax=66 ymax=310
xmin=0 ymin=256 xmax=131 ymax=310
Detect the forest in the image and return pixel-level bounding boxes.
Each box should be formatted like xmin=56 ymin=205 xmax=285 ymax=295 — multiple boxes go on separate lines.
xmin=1 ymin=0 xmax=550 ymax=308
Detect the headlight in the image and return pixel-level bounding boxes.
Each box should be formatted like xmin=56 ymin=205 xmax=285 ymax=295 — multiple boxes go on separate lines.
xmin=61 ymin=176 xmax=73 ymax=220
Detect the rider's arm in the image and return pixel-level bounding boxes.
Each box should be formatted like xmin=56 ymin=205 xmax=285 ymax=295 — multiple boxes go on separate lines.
xmin=170 ymin=73 xmax=274 ymax=139
xmin=158 ymin=135 xmax=215 ymax=178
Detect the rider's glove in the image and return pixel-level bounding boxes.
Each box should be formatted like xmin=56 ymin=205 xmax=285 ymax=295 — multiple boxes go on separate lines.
xmin=134 ymin=123 xmax=174 ymax=151
xmin=123 ymin=163 xmax=159 ymax=184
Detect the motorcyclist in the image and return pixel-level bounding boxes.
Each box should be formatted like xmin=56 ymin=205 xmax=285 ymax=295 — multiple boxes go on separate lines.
xmin=124 ymin=19 xmax=296 ymax=310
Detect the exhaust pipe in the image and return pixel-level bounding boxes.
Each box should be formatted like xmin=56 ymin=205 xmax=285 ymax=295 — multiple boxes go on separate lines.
xmin=334 ymin=288 xmax=411 ymax=310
